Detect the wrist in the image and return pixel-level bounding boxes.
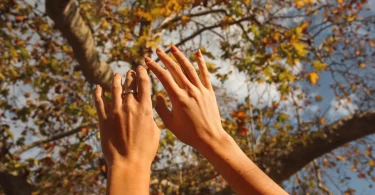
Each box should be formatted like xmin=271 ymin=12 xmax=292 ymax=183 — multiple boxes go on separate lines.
xmin=108 ymin=160 xmax=151 ymax=175
xmin=195 ymin=128 xmax=232 ymax=153
xmin=106 ymin=159 xmax=151 ymax=195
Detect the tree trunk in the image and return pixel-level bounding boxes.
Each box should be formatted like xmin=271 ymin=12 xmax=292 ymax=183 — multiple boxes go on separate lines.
xmin=45 ymin=0 xmax=113 ymax=90
xmin=2 ymin=1 xmax=375 ymax=194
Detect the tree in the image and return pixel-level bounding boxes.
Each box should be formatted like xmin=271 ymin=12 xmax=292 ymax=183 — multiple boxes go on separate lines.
xmin=1 ymin=0 xmax=375 ymax=194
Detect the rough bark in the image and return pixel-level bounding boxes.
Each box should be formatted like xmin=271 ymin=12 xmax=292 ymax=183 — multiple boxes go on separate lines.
xmin=2 ymin=1 xmax=375 ymax=194
xmin=0 ymin=172 xmax=34 ymax=195
xmin=264 ymin=110 xmax=375 ymax=183
xmin=45 ymin=0 xmax=113 ymax=90
xmin=215 ymin=111 xmax=375 ymax=194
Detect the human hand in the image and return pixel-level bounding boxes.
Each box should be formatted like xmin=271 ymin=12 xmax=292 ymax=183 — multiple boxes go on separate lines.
xmin=94 ymin=66 xmax=160 ymax=168
xmin=145 ymin=46 xmax=226 ymax=150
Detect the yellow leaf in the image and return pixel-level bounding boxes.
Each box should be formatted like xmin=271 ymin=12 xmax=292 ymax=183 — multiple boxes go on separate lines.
xmin=181 ymin=15 xmax=190 ymax=22
xmin=337 ymin=0 xmax=343 ymax=3
xmin=257 ymin=78 xmax=264 ymax=84
xmin=296 ymin=22 xmax=311 ymax=35
xmin=320 ymin=117 xmax=325 ymax=125
xmin=315 ymin=95 xmax=323 ymax=102
xmin=369 ymin=160 xmax=375 ymax=167
xmin=101 ymin=19 xmax=109 ymax=29
xmin=312 ymin=61 xmax=327 ymax=72
xmin=308 ymin=72 xmax=319 ymax=85
xmin=360 ymin=63 xmax=366 ymax=69
xmin=295 ymin=0 xmax=304 ymax=9
xmin=292 ymin=42 xmax=309 ymax=56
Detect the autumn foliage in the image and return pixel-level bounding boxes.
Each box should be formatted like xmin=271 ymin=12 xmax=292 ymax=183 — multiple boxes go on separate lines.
xmin=1 ymin=0 xmax=375 ymax=194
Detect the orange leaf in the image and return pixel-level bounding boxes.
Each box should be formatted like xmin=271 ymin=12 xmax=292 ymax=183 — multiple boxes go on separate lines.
xmin=308 ymin=72 xmax=319 ymax=85
xmin=360 ymin=63 xmax=366 ymax=69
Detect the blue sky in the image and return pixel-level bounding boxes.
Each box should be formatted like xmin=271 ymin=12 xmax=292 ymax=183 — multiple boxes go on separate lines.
xmin=11 ymin=0 xmax=375 ymax=193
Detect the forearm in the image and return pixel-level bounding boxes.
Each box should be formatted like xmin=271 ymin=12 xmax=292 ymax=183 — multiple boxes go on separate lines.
xmin=107 ymin=163 xmax=151 ymax=195
xmin=197 ymin=130 xmax=287 ymax=195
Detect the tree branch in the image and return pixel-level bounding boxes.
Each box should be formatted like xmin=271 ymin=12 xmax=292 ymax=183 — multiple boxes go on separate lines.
xmin=14 ymin=124 xmax=95 ymax=155
xmin=262 ymin=110 xmax=375 ymax=183
xmin=217 ymin=111 xmax=375 ymax=194
xmin=45 ymin=0 xmax=113 ymax=90
xmin=155 ymin=9 xmax=228 ymax=32
xmin=156 ymin=15 xmax=259 ymax=62
xmin=0 ymin=171 xmax=34 ymax=195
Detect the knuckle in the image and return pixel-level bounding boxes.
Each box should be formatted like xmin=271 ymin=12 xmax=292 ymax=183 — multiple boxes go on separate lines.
xmin=95 ymin=98 xmax=102 ymax=105
xmin=112 ymin=82 xmax=121 ymax=89
xmin=176 ymin=93 xmax=188 ymax=103
xmin=112 ymin=108 xmax=122 ymax=116
xmin=137 ymin=65 xmax=146 ymax=72
xmin=160 ymin=70 xmax=169 ymax=79
xmin=186 ymin=86 xmax=199 ymax=97
xmin=142 ymin=107 xmax=153 ymax=116
xmin=126 ymin=70 xmax=135 ymax=77
xmin=138 ymin=73 xmax=150 ymax=83
xmin=123 ymin=103 xmax=135 ymax=112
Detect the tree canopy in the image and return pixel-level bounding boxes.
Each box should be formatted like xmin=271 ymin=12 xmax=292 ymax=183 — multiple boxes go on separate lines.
xmin=1 ymin=0 xmax=375 ymax=194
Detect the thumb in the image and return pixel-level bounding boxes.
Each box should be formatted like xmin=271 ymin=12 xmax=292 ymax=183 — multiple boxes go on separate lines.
xmin=155 ymin=95 xmax=173 ymax=128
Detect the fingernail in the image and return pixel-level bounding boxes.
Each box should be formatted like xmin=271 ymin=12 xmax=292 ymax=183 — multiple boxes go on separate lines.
xmin=156 ymin=95 xmax=163 ymax=102
xmin=139 ymin=64 xmax=148 ymax=70
xmin=171 ymin=45 xmax=179 ymax=53
xmin=197 ymin=49 xmax=202 ymax=57
xmin=156 ymin=47 xmax=163 ymax=53
xmin=136 ymin=65 xmax=145 ymax=70
xmin=127 ymin=70 xmax=135 ymax=76
xmin=145 ymin=57 xmax=152 ymax=63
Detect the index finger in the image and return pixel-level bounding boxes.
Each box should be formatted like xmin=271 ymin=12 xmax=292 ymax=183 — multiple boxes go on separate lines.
xmin=145 ymin=57 xmax=180 ymax=96
xmin=112 ymin=73 xmax=123 ymax=111
xmin=136 ymin=65 xmax=152 ymax=103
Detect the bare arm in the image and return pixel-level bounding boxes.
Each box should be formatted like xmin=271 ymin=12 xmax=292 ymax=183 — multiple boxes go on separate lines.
xmin=145 ymin=46 xmax=288 ymax=195
xmin=94 ymin=67 xmax=160 ymax=195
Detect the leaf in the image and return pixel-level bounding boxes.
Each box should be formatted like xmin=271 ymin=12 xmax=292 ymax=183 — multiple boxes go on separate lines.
xmin=312 ymin=61 xmax=327 ymax=72
xmin=308 ymin=72 xmax=319 ymax=85
xmin=294 ymin=0 xmax=304 ymax=9
xmin=15 ymin=15 xmax=25 ymax=22
xmin=181 ymin=15 xmax=190 ymax=23
xmin=359 ymin=63 xmax=366 ymax=69
xmin=320 ymin=117 xmax=325 ymax=125
xmin=292 ymin=42 xmax=309 ymax=56
xmin=315 ymin=95 xmax=323 ymax=102
xmin=101 ymin=19 xmax=109 ymax=29
xmin=277 ymin=113 xmax=289 ymax=123
xmin=296 ymin=22 xmax=310 ymax=35
xmin=369 ymin=160 xmax=375 ymax=167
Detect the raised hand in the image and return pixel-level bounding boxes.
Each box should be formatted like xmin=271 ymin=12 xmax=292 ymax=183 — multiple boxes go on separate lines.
xmin=94 ymin=66 xmax=160 ymax=195
xmin=145 ymin=46 xmax=225 ymax=150
xmin=146 ymin=46 xmax=288 ymax=195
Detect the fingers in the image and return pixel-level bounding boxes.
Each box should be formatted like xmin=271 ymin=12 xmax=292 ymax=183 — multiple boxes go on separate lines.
xmin=155 ymin=95 xmax=173 ymax=128
xmin=145 ymin=57 xmax=180 ymax=96
xmin=112 ymin=73 xmax=123 ymax=111
xmin=170 ymin=45 xmax=202 ymax=87
xmin=136 ymin=65 xmax=151 ymax=104
xmin=94 ymin=85 xmax=107 ymax=121
xmin=123 ymin=70 xmax=137 ymax=104
xmin=156 ymin=48 xmax=191 ymax=88
xmin=196 ymin=50 xmax=213 ymax=91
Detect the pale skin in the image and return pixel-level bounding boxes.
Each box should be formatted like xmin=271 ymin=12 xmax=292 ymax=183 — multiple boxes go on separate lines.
xmin=94 ymin=46 xmax=288 ymax=195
